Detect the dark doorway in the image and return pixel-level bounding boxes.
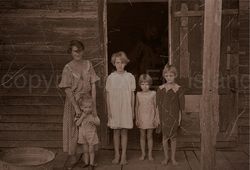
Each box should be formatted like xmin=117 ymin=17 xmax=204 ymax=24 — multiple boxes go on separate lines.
xmin=107 ymin=1 xmax=169 ymax=149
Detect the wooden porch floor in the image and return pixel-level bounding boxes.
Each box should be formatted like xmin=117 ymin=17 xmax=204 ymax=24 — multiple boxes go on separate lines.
xmin=53 ymin=145 xmax=249 ymax=170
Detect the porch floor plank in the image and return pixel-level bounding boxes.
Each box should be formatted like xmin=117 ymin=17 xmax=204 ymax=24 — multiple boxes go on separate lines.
xmin=52 ymin=149 xmax=249 ymax=170
xmin=185 ymin=151 xmax=199 ymax=170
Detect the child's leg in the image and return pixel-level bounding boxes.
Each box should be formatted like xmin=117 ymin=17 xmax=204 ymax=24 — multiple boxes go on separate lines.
xmin=147 ymin=129 xmax=154 ymax=161
xmin=83 ymin=144 xmax=89 ymax=165
xmin=89 ymin=145 xmax=95 ymax=166
xmin=161 ymin=137 xmax=169 ymax=165
xmin=139 ymin=129 xmax=146 ymax=160
xmin=170 ymin=137 xmax=178 ymax=165
xmin=120 ymin=129 xmax=128 ymax=165
xmin=112 ymin=129 xmax=120 ymax=164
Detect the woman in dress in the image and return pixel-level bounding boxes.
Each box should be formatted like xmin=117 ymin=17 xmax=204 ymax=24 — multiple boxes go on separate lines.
xmin=59 ymin=40 xmax=100 ymax=169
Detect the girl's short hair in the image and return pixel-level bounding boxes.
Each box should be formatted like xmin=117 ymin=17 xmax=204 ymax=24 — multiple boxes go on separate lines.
xmin=162 ymin=64 xmax=178 ymax=77
xmin=111 ymin=51 xmax=130 ymax=66
xmin=67 ymin=40 xmax=85 ymax=54
xmin=139 ymin=74 xmax=153 ymax=86
xmin=78 ymin=94 xmax=93 ymax=107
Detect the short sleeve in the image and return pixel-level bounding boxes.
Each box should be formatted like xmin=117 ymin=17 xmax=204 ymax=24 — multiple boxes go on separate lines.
xmin=58 ymin=65 xmax=72 ymax=88
xmin=88 ymin=61 xmax=100 ymax=84
xmin=130 ymin=74 xmax=136 ymax=91
xmin=105 ymin=76 xmax=111 ymax=92
xmin=178 ymin=87 xmax=185 ymax=110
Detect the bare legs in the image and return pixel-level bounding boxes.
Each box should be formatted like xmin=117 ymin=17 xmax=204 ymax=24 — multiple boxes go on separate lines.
xmin=139 ymin=129 xmax=146 ymax=160
xmin=112 ymin=129 xmax=128 ymax=165
xmin=112 ymin=129 xmax=120 ymax=164
xmin=162 ymin=137 xmax=178 ymax=165
xmin=139 ymin=129 xmax=154 ymax=161
xmin=82 ymin=145 xmax=96 ymax=166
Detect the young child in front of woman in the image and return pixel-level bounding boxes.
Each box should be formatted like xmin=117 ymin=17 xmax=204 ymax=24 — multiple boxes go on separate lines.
xmin=135 ymin=74 xmax=159 ymax=161
xmin=156 ymin=64 xmax=185 ymax=165
xmin=106 ymin=51 xmax=136 ymax=165
xmin=75 ymin=95 xmax=100 ymax=170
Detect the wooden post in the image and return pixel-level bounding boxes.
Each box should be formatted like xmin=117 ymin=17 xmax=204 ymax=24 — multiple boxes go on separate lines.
xmin=168 ymin=0 xmax=172 ymax=64
xmin=200 ymin=0 xmax=222 ymax=169
xmin=179 ymin=3 xmax=190 ymax=78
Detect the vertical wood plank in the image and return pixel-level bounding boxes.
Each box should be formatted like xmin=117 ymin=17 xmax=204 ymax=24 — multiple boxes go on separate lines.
xmin=179 ymin=3 xmax=190 ymax=78
xmin=168 ymin=0 xmax=172 ymax=64
xmin=200 ymin=0 xmax=222 ymax=169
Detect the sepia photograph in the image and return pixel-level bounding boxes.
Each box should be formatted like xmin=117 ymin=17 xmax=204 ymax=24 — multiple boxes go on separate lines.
xmin=0 ymin=0 xmax=249 ymax=169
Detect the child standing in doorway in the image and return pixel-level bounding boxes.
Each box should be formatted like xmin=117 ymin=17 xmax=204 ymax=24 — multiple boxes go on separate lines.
xmin=156 ymin=64 xmax=185 ymax=165
xmin=135 ymin=74 xmax=159 ymax=161
xmin=75 ymin=95 xmax=100 ymax=170
xmin=106 ymin=51 xmax=136 ymax=165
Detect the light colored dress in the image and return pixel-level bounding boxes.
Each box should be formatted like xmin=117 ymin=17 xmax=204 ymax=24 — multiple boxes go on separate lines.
xmin=136 ymin=91 xmax=158 ymax=129
xmin=59 ymin=60 xmax=99 ymax=155
xmin=77 ymin=114 xmax=100 ymax=146
xmin=106 ymin=71 xmax=136 ymax=129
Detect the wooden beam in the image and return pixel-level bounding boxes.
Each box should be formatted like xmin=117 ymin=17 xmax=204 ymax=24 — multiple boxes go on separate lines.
xmin=174 ymin=9 xmax=238 ymax=17
xmin=200 ymin=0 xmax=222 ymax=169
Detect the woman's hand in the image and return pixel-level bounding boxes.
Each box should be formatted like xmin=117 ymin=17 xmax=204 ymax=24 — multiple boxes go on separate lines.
xmin=75 ymin=107 xmax=81 ymax=117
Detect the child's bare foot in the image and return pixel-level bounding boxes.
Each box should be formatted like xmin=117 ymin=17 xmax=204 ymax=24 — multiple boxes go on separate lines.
xmin=161 ymin=158 xmax=169 ymax=165
xmin=139 ymin=154 xmax=145 ymax=160
xmin=171 ymin=159 xmax=178 ymax=165
xmin=120 ymin=159 xmax=128 ymax=165
xmin=112 ymin=156 xmax=120 ymax=164
xmin=148 ymin=155 xmax=154 ymax=161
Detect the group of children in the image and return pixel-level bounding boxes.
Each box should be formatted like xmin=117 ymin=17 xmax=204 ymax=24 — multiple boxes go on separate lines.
xmin=75 ymin=51 xmax=185 ymax=169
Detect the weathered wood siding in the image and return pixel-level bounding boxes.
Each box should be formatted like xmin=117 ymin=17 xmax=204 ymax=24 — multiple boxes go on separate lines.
xmin=0 ymin=0 xmax=106 ymax=148
xmin=238 ymin=0 xmax=249 ymax=144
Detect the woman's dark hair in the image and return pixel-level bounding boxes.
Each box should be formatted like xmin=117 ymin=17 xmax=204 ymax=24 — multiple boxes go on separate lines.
xmin=67 ymin=40 xmax=85 ymax=53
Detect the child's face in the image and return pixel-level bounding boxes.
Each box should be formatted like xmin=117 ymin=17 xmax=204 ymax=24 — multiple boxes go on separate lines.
xmin=80 ymin=102 xmax=92 ymax=114
xmin=164 ymin=72 xmax=176 ymax=84
xmin=114 ymin=57 xmax=126 ymax=72
xmin=140 ymin=82 xmax=150 ymax=92
xmin=71 ymin=46 xmax=83 ymax=61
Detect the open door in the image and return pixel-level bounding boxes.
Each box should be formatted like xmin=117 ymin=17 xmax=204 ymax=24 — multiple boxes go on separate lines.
xmin=106 ymin=0 xmax=169 ymax=148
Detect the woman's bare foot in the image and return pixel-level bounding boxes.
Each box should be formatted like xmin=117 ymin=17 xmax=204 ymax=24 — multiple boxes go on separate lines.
xmin=171 ymin=159 xmax=178 ymax=165
xmin=112 ymin=155 xmax=120 ymax=164
xmin=139 ymin=154 xmax=145 ymax=160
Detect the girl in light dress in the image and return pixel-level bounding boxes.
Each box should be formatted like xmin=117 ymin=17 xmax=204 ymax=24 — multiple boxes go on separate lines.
xmin=106 ymin=51 xmax=136 ymax=165
xmin=135 ymin=74 xmax=159 ymax=161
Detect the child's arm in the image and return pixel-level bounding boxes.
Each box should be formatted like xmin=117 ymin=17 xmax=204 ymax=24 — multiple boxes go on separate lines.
xmin=106 ymin=92 xmax=112 ymax=120
xmin=153 ymin=93 xmax=160 ymax=127
xmin=90 ymin=115 xmax=100 ymax=126
xmin=131 ymin=91 xmax=135 ymax=119
xmin=135 ymin=93 xmax=140 ymax=126
xmin=75 ymin=113 xmax=86 ymax=126
xmin=178 ymin=87 xmax=185 ymax=126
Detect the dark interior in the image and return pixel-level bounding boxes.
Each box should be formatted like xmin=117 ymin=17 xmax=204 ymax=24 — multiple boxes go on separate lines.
xmin=107 ymin=1 xmax=169 ymax=148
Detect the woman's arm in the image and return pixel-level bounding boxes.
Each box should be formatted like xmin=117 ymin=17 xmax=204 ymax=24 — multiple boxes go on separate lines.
xmin=65 ymin=88 xmax=81 ymax=116
xmin=75 ymin=113 xmax=86 ymax=126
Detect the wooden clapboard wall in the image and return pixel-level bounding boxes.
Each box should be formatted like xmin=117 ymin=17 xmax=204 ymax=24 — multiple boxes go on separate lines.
xmin=238 ymin=0 xmax=249 ymax=144
xmin=0 ymin=0 xmax=106 ymax=148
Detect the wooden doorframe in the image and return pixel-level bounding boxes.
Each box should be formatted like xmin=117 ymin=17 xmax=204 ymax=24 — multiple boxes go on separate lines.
xmin=98 ymin=0 xmax=172 ymax=147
